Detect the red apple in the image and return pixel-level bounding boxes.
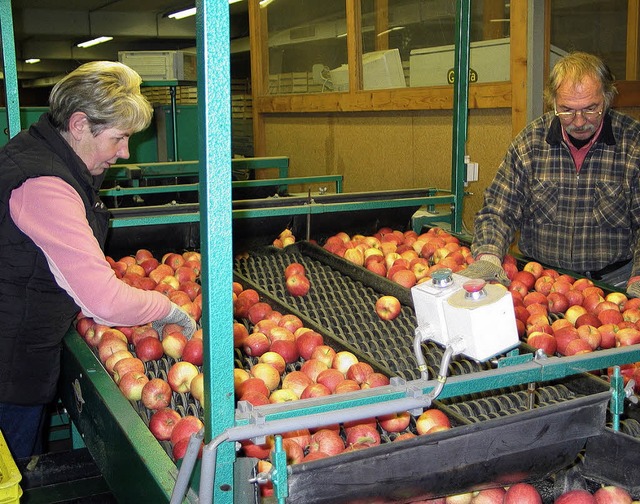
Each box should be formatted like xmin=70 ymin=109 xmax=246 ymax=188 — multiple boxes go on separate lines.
xmin=575 ymin=313 xmax=602 ymax=329
xmin=513 ymin=270 xmax=536 ymax=290
xmin=308 ymin=429 xmax=345 ymax=456
xmin=148 ymin=408 xmax=182 ymax=441
xmin=598 ymin=323 xmax=619 ymax=349
xmin=346 ymin=362 xmax=374 ymax=384
xmin=190 ymin=372 xmax=204 ymax=404
xmin=378 ymin=411 xmax=411 ymax=433
xmin=237 ymin=377 xmax=270 ymax=398
xmin=503 ymin=483 xmax=542 ymax=504
xmin=250 ymin=363 xmax=281 ymax=391
xmin=247 ymin=302 xmax=273 ymax=325
xmin=577 ymin=324 xmax=602 ymax=350
xmin=118 ymin=370 xmax=149 ymax=401
xmin=269 ymin=388 xmax=299 ymax=403
xmin=98 ymin=336 xmax=129 ymax=364
xmin=391 ymin=269 xmax=417 ymax=288
xmin=616 ymin=327 xmax=640 ymax=346
xmin=286 ymin=274 xmax=311 ymax=297
xmin=170 ymin=415 xmax=204 ymax=446
xmin=300 ymin=382 xmax=332 ymax=399
xmin=300 ymin=359 xmax=329 ymax=382
xmin=270 ymin=339 xmax=300 ymax=364
xmin=141 ymin=377 xmax=173 ymax=410
xmin=527 ymin=331 xmax=557 ymax=355
xmin=258 ymin=351 xmax=287 ymax=375
xmin=284 ymin=263 xmax=306 ymax=279
xmin=104 ymin=349 xmax=133 ymax=375
xmin=345 ymin=423 xmax=381 ymax=448
xmin=471 ymin=488 xmax=507 ymax=504
xmin=167 ymin=361 xmax=199 ymax=393
xmin=162 ymin=331 xmax=188 ymax=360
xmin=565 ymin=305 xmax=589 ymax=326
xmin=598 ymin=309 xmax=624 ymax=325
xmin=243 ymin=332 xmax=271 ymax=357
xmin=563 ymin=338 xmax=593 ymax=356
xmin=332 ymin=351 xmax=359 ymax=374
xmin=375 ymin=295 xmax=401 ymax=321
xmin=334 ymin=379 xmax=361 ymax=394
xmin=523 ymin=291 xmax=548 ymax=308
xmin=554 ymin=489 xmax=596 ymax=504
xmin=555 ymin=326 xmax=580 ymax=354
xmin=296 ymin=331 xmax=324 ymax=360
xmin=135 ymin=336 xmax=164 ymax=362
xmin=547 ymin=292 xmax=570 ymax=314
xmin=131 ymin=325 xmax=160 ymax=346
xmin=361 ymin=372 xmax=390 ymax=389
xmin=75 ymin=316 xmax=96 ymax=338
xmin=523 ymin=261 xmax=544 ymax=279
xmin=182 ymin=338 xmax=204 ymax=366
xmin=593 ymin=485 xmax=633 ymax=504
xmin=416 ymin=408 xmax=451 ymax=435
xmin=311 ymin=345 xmax=337 ymax=367
xmin=112 ymin=357 xmax=145 ymax=384
xmin=281 ymin=371 xmax=313 ymax=398
xmin=316 ymin=368 xmax=345 ymax=393
xmin=84 ymin=323 xmax=111 ymax=347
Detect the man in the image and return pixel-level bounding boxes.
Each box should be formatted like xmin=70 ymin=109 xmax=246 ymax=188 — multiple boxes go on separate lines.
xmin=463 ymin=52 xmax=640 ymax=295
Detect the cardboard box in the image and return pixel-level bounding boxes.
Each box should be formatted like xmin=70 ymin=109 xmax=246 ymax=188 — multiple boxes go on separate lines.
xmin=118 ymin=50 xmax=197 ymax=82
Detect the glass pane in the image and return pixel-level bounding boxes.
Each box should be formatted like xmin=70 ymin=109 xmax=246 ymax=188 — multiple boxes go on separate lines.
xmin=360 ymin=0 xmax=511 ymax=89
xmin=551 ymin=0 xmax=628 ymax=80
xmin=265 ymin=0 xmax=347 ymax=94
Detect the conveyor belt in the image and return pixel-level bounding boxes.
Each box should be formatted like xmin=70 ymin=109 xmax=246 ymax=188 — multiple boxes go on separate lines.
xmin=233 ymin=243 xmax=490 ymax=381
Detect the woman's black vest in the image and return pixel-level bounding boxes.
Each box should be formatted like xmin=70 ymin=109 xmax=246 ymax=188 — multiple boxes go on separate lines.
xmin=0 ymin=114 xmax=109 ymax=405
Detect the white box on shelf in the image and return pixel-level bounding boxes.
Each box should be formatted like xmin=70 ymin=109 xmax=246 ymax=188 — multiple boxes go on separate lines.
xmin=118 ymin=50 xmax=197 ymax=82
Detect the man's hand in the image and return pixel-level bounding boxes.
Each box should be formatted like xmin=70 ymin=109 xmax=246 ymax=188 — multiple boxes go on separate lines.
xmin=459 ymin=254 xmax=510 ymax=286
xmin=627 ymin=279 xmax=640 ymax=299
xmin=152 ymin=302 xmax=197 ymax=339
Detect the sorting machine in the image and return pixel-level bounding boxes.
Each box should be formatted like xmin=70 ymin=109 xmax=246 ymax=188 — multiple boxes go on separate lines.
xmin=55 ymin=185 xmax=640 ymax=503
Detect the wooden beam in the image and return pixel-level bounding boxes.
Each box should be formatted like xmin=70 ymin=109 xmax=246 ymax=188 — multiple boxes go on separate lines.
xmin=627 ymin=0 xmax=640 ymax=80
xmin=346 ymin=0 xmax=363 ymax=93
xmin=374 ymin=0 xmax=389 ymax=51
xmin=248 ymin=0 xmax=268 ymax=156
xmin=510 ymin=0 xmax=528 ymax=135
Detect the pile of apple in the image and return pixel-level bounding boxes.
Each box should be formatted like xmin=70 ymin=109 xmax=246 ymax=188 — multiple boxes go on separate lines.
xmin=321 ymin=226 xmax=472 ymax=289
xmin=505 ymin=257 xmax=640 ymax=389
xmin=75 ymin=248 xmax=207 ymax=460
xmin=411 ymin=482 xmax=636 ymax=503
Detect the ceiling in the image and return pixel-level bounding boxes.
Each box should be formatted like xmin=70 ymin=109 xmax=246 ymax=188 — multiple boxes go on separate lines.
xmin=5 ymin=0 xmax=249 ymax=85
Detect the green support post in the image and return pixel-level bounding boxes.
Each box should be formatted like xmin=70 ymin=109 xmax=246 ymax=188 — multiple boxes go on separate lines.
xmin=196 ymin=0 xmax=236 ymax=502
xmin=0 ymin=0 xmax=21 ymax=137
xmin=450 ymin=0 xmax=471 ymax=234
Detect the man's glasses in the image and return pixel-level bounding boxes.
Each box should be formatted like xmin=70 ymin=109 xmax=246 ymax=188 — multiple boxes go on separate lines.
xmin=554 ymin=104 xmax=603 ymax=122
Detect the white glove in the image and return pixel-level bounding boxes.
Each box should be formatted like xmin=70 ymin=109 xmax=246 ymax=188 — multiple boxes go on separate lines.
xmin=152 ymin=302 xmax=197 ymax=339
xmin=459 ymin=254 xmax=510 ymax=286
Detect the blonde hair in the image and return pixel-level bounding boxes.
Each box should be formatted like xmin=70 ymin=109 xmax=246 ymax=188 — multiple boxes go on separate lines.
xmin=544 ymin=52 xmax=617 ymax=110
xmin=49 ymin=61 xmax=153 ymax=135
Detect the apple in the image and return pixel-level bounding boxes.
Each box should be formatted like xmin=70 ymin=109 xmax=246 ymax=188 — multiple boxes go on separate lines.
xmin=551 ymin=280 xmax=572 ymax=295
xmin=332 ymin=351 xmax=359 ymax=374
xmin=190 ymin=372 xmax=204 ymax=404
xmin=523 ymin=291 xmax=548 ymax=308
xmin=296 ymin=331 xmax=324 ymax=360
xmin=182 ymin=338 xmax=204 ymax=366
xmin=598 ymin=309 xmax=624 ymax=326
xmin=162 ymin=252 xmax=185 ymax=270
xmin=84 ymin=323 xmax=111 ymax=347
xmin=300 ymin=359 xmax=329 ymax=382
xmin=513 ymin=270 xmax=536 ymax=290
xmin=527 ymin=331 xmax=557 ymax=355
xmin=170 ymin=415 xmax=204 ymax=446
xmin=281 ymin=429 xmax=312 ymax=451
xmin=416 ymin=408 xmax=451 ymax=435
xmin=598 ymin=323 xmax=620 ymax=349
xmin=250 ymin=363 xmax=281 ymax=391
xmin=555 ymin=326 xmax=580 ymax=354
xmin=162 ymin=331 xmax=188 ymax=360
xmin=311 ymin=345 xmax=337 ymax=367
xmin=104 ymin=349 xmax=134 ymax=375
xmin=378 ymin=411 xmax=411 ymax=433
xmin=616 ymin=327 xmax=640 ymax=346
xmin=391 ymin=269 xmax=417 ymax=288
xmin=284 ymin=262 xmax=306 ymax=279
xmin=345 ymin=423 xmax=381 ymax=448
xmin=135 ymin=337 xmax=164 ymax=362
xmin=131 ymin=325 xmax=160 ymax=346
xmin=270 ymin=339 xmax=300 ymax=363
xmin=583 ymin=292 xmax=606 ymax=314
xmin=366 ymin=259 xmax=387 ymax=276
xmin=625 ymin=297 xmax=640 ymax=310
xmin=575 ymin=313 xmax=602 ymax=329
xmin=334 ymin=379 xmax=361 ymax=394
xmin=593 ymin=485 xmax=633 ymax=504
xmin=168 ymin=290 xmax=191 ymax=307
xmin=622 ymin=308 xmax=640 ymax=323
xmin=375 ymin=295 xmax=402 ymax=321
xmin=179 ymin=280 xmax=201 ymax=301
xmin=148 ymin=408 xmax=182 ymax=441
xmin=547 ymin=292 xmax=570 ymax=314
xmin=118 ymin=370 xmax=149 ymax=401
xmin=259 ymin=351 xmax=287 ymax=375
xmin=470 ymin=488 xmax=506 ymax=504
xmin=361 ymin=372 xmax=390 ymax=389
xmin=563 ymin=337 xmax=593 ymax=356
xmin=267 ymin=326 xmax=295 ymax=343
xmin=237 ymin=288 xmax=259 ymax=305
xmin=75 ymin=316 xmax=96 ymax=338
xmin=241 ymin=437 xmax=274 ymax=459
xmin=281 ymin=371 xmax=313 ymax=398
xmin=308 ymin=429 xmax=345 ymax=456
xmin=565 ymin=305 xmax=589 ymax=326
xmin=316 ymin=368 xmax=345 ymax=393
xmin=141 ymin=377 xmax=173 ymax=410
xmin=278 ymin=314 xmax=304 ymax=334
xmin=503 ymin=483 xmax=542 ymax=504
xmin=286 ymin=274 xmax=311 ymax=296
xmin=346 ymin=362 xmax=374 ymax=384
xmin=300 ymin=382 xmax=332 ymax=399
xmin=577 ymin=325 xmax=602 ymax=350
xmin=269 ymin=388 xmax=299 ymax=403
xmin=247 ymin=302 xmax=273 ymax=325
xmin=565 ymin=289 xmax=585 ymax=307
xmin=523 ymin=261 xmax=544 ymax=279
xmin=167 ymin=361 xmax=199 ymax=393
xmin=233 ymin=368 xmax=251 ymax=395
xmin=238 ymin=376 xmax=270 ymax=398
xmin=242 ymin=332 xmax=271 ymax=357
xmin=149 ymin=264 xmax=174 ymax=284
xmin=112 ymin=357 xmax=145 ymax=384
xmin=393 ymin=432 xmax=417 ymax=443
xmin=554 ymin=489 xmax=596 ymax=504
xmin=98 ymin=336 xmax=129 ymax=364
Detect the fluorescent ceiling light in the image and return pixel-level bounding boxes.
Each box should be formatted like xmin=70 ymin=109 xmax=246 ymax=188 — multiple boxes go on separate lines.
xmin=77 ymin=36 xmax=113 ymax=48
xmin=259 ymin=0 xmax=275 ymax=7
xmin=376 ymin=26 xmax=405 ymax=37
xmin=25 ymin=58 xmax=41 ymax=64
xmin=229 ymin=0 xmax=243 ymax=4
xmin=168 ymin=7 xmax=196 ymax=19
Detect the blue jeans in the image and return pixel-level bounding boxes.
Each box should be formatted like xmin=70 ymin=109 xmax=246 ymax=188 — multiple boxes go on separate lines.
xmin=0 ymin=402 xmax=46 ymax=459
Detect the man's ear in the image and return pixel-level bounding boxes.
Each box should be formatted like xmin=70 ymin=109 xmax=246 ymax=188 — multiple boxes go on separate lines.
xmin=67 ymin=111 xmax=89 ymax=140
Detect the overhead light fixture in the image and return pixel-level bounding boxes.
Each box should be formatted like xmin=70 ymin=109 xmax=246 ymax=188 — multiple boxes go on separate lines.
xmin=77 ymin=36 xmax=113 ymax=48
xmin=229 ymin=0 xmax=243 ymax=4
xmin=167 ymin=7 xmax=196 ymax=19
xmin=376 ymin=26 xmax=405 ymax=37
xmin=259 ymin=0 xmax=275 ymax=7
xmin=25 ymin=58 xmax=41 ymax=64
